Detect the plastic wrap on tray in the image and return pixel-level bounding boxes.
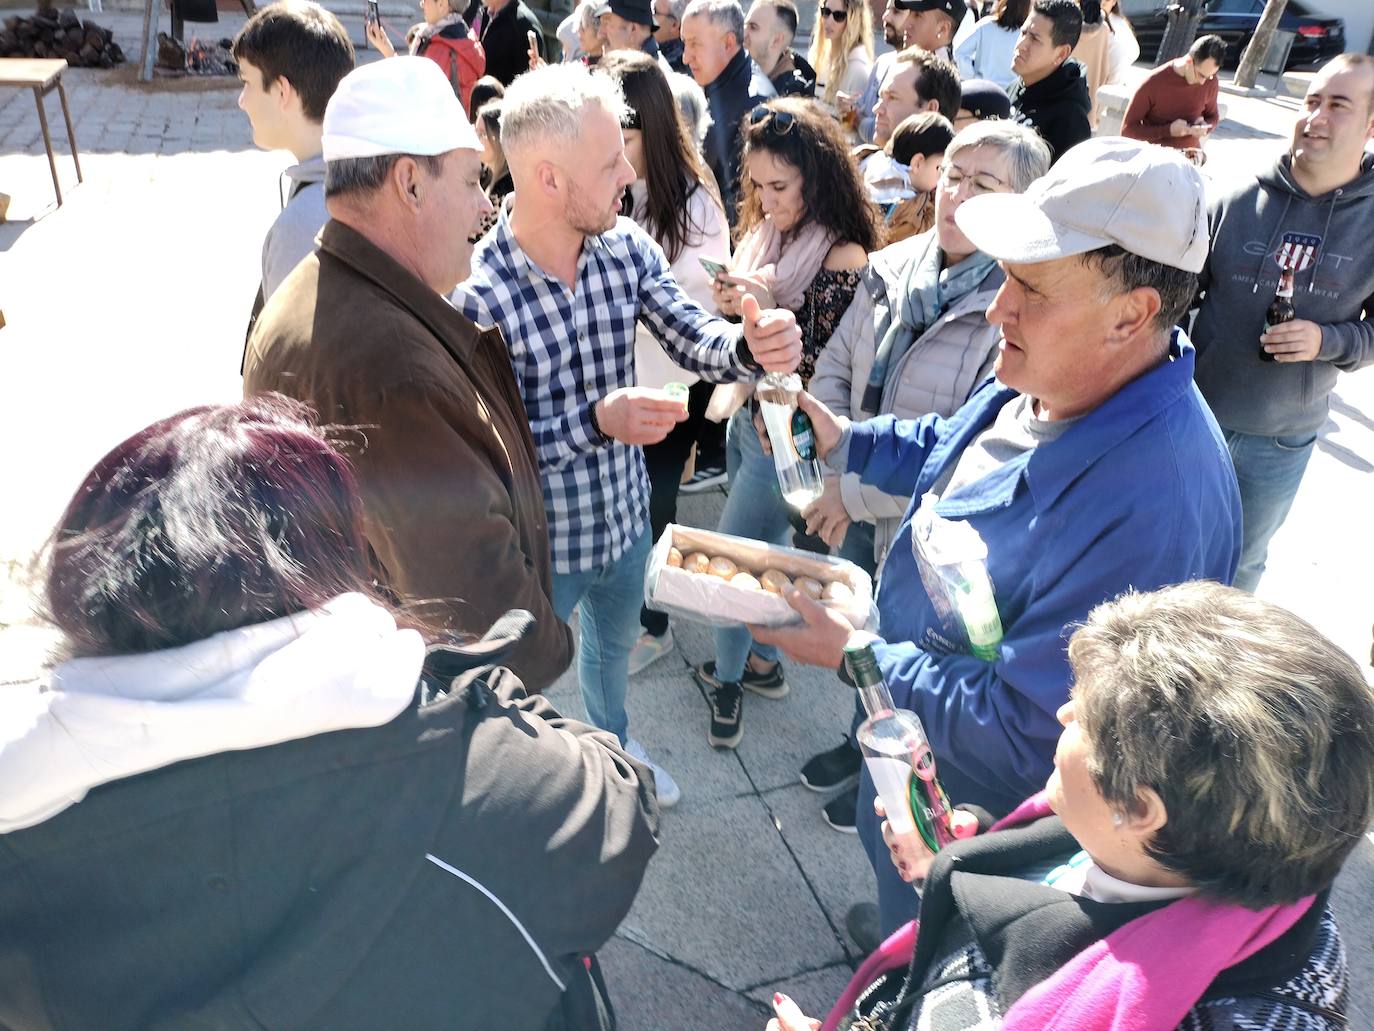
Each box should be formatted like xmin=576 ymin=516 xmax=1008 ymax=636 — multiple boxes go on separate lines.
xmin=644 ymin=524 xmax=876 ymax=629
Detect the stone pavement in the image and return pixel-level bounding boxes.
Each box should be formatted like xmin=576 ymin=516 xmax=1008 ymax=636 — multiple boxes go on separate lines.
xmin=1 ymin=25 xmax=1372 ymax=1029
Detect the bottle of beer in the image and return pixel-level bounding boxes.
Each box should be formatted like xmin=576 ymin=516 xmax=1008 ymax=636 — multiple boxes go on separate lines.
xmin=846 ymin=639 xmax=957 ymax=854
xmin=1261 ymin=269 xmax=1296 ymax=363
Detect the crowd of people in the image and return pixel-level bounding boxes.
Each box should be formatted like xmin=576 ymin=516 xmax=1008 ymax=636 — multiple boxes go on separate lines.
xmin=1 ymin=0 xmax=1372 ymax=1027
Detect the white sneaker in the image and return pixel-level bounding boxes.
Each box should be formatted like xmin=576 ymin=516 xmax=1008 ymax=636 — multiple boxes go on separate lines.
xmin=627 ymin=626 xmax=674 ymax=676
xmin=624 ymin=738 xmax=682 ymax=809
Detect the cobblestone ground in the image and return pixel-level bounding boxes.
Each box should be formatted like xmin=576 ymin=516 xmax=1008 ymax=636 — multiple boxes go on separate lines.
xmin=1 ymin=30 xmax=1371 ymax=1029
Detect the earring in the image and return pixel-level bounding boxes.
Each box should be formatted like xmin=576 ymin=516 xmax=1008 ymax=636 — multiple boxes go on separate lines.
xmin=1112 ymin=811 xmax=1124 ymax=827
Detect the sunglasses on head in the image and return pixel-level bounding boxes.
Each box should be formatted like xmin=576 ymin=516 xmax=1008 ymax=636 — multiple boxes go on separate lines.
xmin=821 ymin=5 xmax=848 ymax=20
xmin=748 ymin=105 xmax=796 ymax=136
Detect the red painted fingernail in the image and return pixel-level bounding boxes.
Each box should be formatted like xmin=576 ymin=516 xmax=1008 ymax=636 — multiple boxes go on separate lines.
xmin=773 ymin=992 xmax=785 ymax=1005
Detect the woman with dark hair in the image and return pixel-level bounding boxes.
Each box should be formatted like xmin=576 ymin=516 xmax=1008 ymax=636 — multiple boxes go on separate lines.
xmin=467 ymin=71 xmax=505 ymax=118
xmin=0 ymin=397 xmax=658 ymax=1031
xmin=596 ymin=51 xmax=732 ymax=675
xmin=472 ymin=99 xmax=512 ymax=239
xmin=953 ymin=0 xmax=1029 ymax=89
xmin=693 ymin=97 xmax=879 ymax=748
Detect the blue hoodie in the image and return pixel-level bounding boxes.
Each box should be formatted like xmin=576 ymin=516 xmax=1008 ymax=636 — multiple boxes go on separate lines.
xmin=1193 ymin=153 xmax=1374 ymax=437
xmin=841 ymin=334 xmax=1241 ymax=933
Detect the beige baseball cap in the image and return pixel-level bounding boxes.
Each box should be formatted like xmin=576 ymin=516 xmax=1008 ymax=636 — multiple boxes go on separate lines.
xmin=954 ymin=136 xmax=1209 ymax=274
xmin=323 ymin=56 xmax=480 ymax=162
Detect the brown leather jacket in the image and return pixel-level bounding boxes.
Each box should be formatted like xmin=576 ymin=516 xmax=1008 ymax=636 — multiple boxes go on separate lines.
xmin=243 ymin=219 xmax=574 ymax=691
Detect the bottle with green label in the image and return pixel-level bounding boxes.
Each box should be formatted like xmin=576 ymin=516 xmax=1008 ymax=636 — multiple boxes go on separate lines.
xmin=846 ymin=638 xmax=956 ymax=854
xmin=756 ymin=372 xmax=824 ymax=509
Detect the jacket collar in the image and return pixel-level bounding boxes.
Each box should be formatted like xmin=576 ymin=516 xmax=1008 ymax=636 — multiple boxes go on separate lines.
xmin=318 ymin=219 xmax=483 ymax=362
xmin=487 ymin=196 xmax=611 ymax=289
xmin=927 ymin=330 xmax=1199 ymax=520
xmin=707 ymin=46 xmax=752 ymax=97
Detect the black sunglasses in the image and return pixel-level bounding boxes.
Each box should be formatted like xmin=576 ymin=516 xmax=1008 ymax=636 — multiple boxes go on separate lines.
xmin=820 ymin=6 xmax=848 ymax=20
xmin=748 ymin=105 xmax=796 ymax=136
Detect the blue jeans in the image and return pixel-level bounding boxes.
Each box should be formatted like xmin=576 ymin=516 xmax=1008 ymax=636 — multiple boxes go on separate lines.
xmin=711 ymin=407 xmax=789 ymax=681
xmin=551 ymin=528 xmax=652 ymax=745
xmin=1224 ymin=428 xmax=1317 ymax=592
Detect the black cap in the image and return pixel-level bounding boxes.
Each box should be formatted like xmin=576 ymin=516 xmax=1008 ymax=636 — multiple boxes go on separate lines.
xmin=892 ymin=0 xmax=965 ymax=22
xmin=596 ymin=0 xmax=657 ymax=30
xmin=959 ymin=78 xmax=1011 ymax=120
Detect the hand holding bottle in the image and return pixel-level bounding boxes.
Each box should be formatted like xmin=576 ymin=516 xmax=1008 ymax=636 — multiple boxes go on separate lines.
xmin=877 ymin=796 xmax=979 ymax=883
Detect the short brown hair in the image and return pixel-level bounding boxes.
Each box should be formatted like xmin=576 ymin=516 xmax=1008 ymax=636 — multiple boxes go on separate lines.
xmin=892 ymin=47 xmax=961 ymax=122
xmin=1069 ymin=582 xmax=1374 ymax=908
xmin=232 ymin=0 xmax=355 ymax=123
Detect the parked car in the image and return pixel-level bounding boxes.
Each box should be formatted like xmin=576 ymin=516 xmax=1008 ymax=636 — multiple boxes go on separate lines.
xmin=1121 ymin=0 xmax=1345 ymax=70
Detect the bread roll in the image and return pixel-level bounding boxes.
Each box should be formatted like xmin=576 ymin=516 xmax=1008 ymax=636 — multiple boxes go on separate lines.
xmin=730 ymin=571 xmax=761 ymax=591
xmin=667 ymin=546 xmax=683 ymax=568
xmin=795 ymin=576 xmax=824 ymax=600
xmin=822 ymin=580 xmax=854 ymax=603
xmin=707 ymin=555 xmax=738 ymax=579
xmin=759 ymin=569 xmax=792 ymax=595
xmin=683 ymin=551 xmax=711 ymax=574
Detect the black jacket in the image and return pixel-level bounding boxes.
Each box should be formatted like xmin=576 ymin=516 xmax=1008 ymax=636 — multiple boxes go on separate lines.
xmin=770 ymin=50 xmax=816 ymax=98
xmin=466 ymin=0 xmax=545 ymax=84
xmin=703 ymin=47 xmax=768 ymax=227
xmin=851 ymin=815 xmax=1347 ymax=1030
xmin=660 ymin=36 xmax=685 ymax=74
xmin=0 ymin=617 xmax=659 ymax=1031
xmin=1008 ymin=58 xmax=1093 ymax=164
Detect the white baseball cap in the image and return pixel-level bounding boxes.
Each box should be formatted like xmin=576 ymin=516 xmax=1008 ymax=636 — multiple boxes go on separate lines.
xmin=323 ymin=56 xmax=480 ymax=161
xmin=954 ymin=137 xmax=1209 ymax=274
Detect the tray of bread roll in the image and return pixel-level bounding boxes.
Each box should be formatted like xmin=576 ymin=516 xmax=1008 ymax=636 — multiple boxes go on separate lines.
xmin=644 ymin=524 xmax=875 ymax=629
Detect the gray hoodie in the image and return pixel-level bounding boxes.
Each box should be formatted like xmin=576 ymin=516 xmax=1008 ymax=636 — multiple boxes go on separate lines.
xmin=261 ymin=154 xmax=328 ymax=301
xmin=1192 ymin=153 xmax=1374 ymax=437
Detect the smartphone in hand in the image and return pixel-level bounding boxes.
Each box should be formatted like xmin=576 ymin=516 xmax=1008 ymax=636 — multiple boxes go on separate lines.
xmin=698 ymin=256 xmax=729 ymax=279
xmin=366 ymin=0 xmax=379 ymax=26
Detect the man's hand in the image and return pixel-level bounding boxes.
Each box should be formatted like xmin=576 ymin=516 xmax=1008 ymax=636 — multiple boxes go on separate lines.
xmin=765 ymin=993 xmax=821 ymax=1031
xmin=797 ymin=391 xmax=848 ymax=461
xmin=1169 ymin=118 xmax=1191 ymax=137
xmin=741 ymin=293 xmax=802 ymax=374
xmin=594 ymin=388 xmax=688 ymax=445
xmin=1260 ymin=318 xmax=1323 ymax=362
xmin=876 ymin=796 xmax=979 ymax=883
xmin=802 ymin=477 xmax=852 ymax=549
xmin=748 ymin=587 xmax=856 ymax=669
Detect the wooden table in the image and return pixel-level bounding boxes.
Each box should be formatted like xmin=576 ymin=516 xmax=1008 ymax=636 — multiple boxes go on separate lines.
xmin=0 ymin=58 xmax=82 ymax=207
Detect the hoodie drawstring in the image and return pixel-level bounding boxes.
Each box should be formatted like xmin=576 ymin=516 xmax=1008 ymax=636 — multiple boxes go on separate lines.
xmin=1308 ymin=190 xmax=1340 ymax=294
xmin=1251 ymin=193 xmax=1293 ymax=294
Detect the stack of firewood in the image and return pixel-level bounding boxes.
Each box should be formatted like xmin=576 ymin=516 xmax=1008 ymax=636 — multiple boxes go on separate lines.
xmin=0 ymin=8 xmax=126 ymax=67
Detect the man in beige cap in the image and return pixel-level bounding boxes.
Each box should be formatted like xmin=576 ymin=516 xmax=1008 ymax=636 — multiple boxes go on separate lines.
xmin=243 ymin=56 xmax=575 ymax=692
xmin=750 ymin=136 xmax=1242 ymax=944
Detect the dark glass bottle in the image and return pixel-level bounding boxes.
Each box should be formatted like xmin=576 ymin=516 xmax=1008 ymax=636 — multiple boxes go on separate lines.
xmin=1261 ymin=269 xmax=1296 ymax=363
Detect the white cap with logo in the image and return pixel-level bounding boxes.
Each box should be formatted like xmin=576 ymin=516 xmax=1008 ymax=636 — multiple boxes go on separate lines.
xmin=954 ymin=136 xmax=1209 ymax=274
xmin=323 ymin=56 xmax=481 ymax=161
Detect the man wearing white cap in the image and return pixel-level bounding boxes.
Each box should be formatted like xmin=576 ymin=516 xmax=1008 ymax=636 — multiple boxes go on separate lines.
xmin=750 ymin=137 xmax=1242 ymax=940
xmin=454 ymin=61 xmax=802 ymax=809
xmin=244 ymin=57 xmax=575 ymax=693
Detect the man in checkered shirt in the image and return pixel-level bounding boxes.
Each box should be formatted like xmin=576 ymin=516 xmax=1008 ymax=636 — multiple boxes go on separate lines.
xmin=454 ymin=62 xmax=802 ymax=808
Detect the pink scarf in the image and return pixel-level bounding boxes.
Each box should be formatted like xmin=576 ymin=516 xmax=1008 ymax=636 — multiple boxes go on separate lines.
xmin=729 ymin=218 xmax=834 ymax=312
xmin=823 ymin=791 xmax=1315 ymax=1031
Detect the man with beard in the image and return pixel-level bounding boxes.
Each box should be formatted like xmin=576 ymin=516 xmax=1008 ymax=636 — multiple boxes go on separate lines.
xmin=453 ymin=62 xmax=803 ymax=809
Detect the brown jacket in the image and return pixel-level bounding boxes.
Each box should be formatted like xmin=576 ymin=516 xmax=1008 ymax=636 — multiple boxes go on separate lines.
xmin=243 ymin=219 xmax=574 ymax=691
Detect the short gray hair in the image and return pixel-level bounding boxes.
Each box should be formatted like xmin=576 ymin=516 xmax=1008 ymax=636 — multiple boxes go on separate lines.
xmin=1069 ymin=582 xmax=1374 ymax=907
xmin=668 ymin=69 xmax=712 ymax=148
xmin=324 ymin=152 xmax=446 ymax=197
xmin=499 ymin=62 xmax=629 ymax=156
xmin=944 ymin=119 xmax=1050 ymax=194
xmin=575 ymin=0 xmax=600 ymax=33
xmin=1079 ymin=245 xmax=1198 ymax=335
xmin=682 ymin=0 xmax=744 ymax=44
xmin=669 ymin=0 xmax=692 ymax=20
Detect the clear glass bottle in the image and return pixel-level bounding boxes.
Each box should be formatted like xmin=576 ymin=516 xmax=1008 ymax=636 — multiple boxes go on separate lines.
xmin=847 ymin=639 xmax=956 ymax=853
xmin=755 ymin=372 xmax=824 ymax=509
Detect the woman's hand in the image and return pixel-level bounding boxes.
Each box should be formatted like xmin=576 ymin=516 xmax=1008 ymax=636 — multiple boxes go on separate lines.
xmin=765 ymin=992 xmax=820 ymax=1031
xmin=712 ymin=274 xmax=743 ymax=317
xmin=717 ymin=271 xmax=776 ymax=311
xmin=877 ymin=796 xmax=980 ymax=883
xmin=366 ymin=19 xmax=397 ymax=56
xmin=801 ymin=477 xmax=851 ymax=549
xmin=527 ymin=30 xmax=545 ymax=70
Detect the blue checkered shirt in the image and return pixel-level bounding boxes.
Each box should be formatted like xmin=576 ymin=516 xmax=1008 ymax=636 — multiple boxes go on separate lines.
xmin=453 ymin=207 xmax=754 ymax=574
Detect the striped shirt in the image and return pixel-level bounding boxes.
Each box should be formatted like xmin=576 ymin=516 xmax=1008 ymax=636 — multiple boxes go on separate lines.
xmin=453 ymin=205 xmax=754 ymax=573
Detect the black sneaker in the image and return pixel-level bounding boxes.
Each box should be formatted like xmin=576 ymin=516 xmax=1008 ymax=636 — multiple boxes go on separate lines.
xmin=701 ymin=675 xmax=744 ymax=749
xmin=697 ymin=658 xmax=788 ymax=701
xmin=679 ymin=461 xmax=728 ymax=493
xmin=846 ymin=902 xmax=882 ymax=954
xmin=801 ymin=736 xmax=863 ymax=792
xmin=822 ymin=789 xmax=859 ymax=834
